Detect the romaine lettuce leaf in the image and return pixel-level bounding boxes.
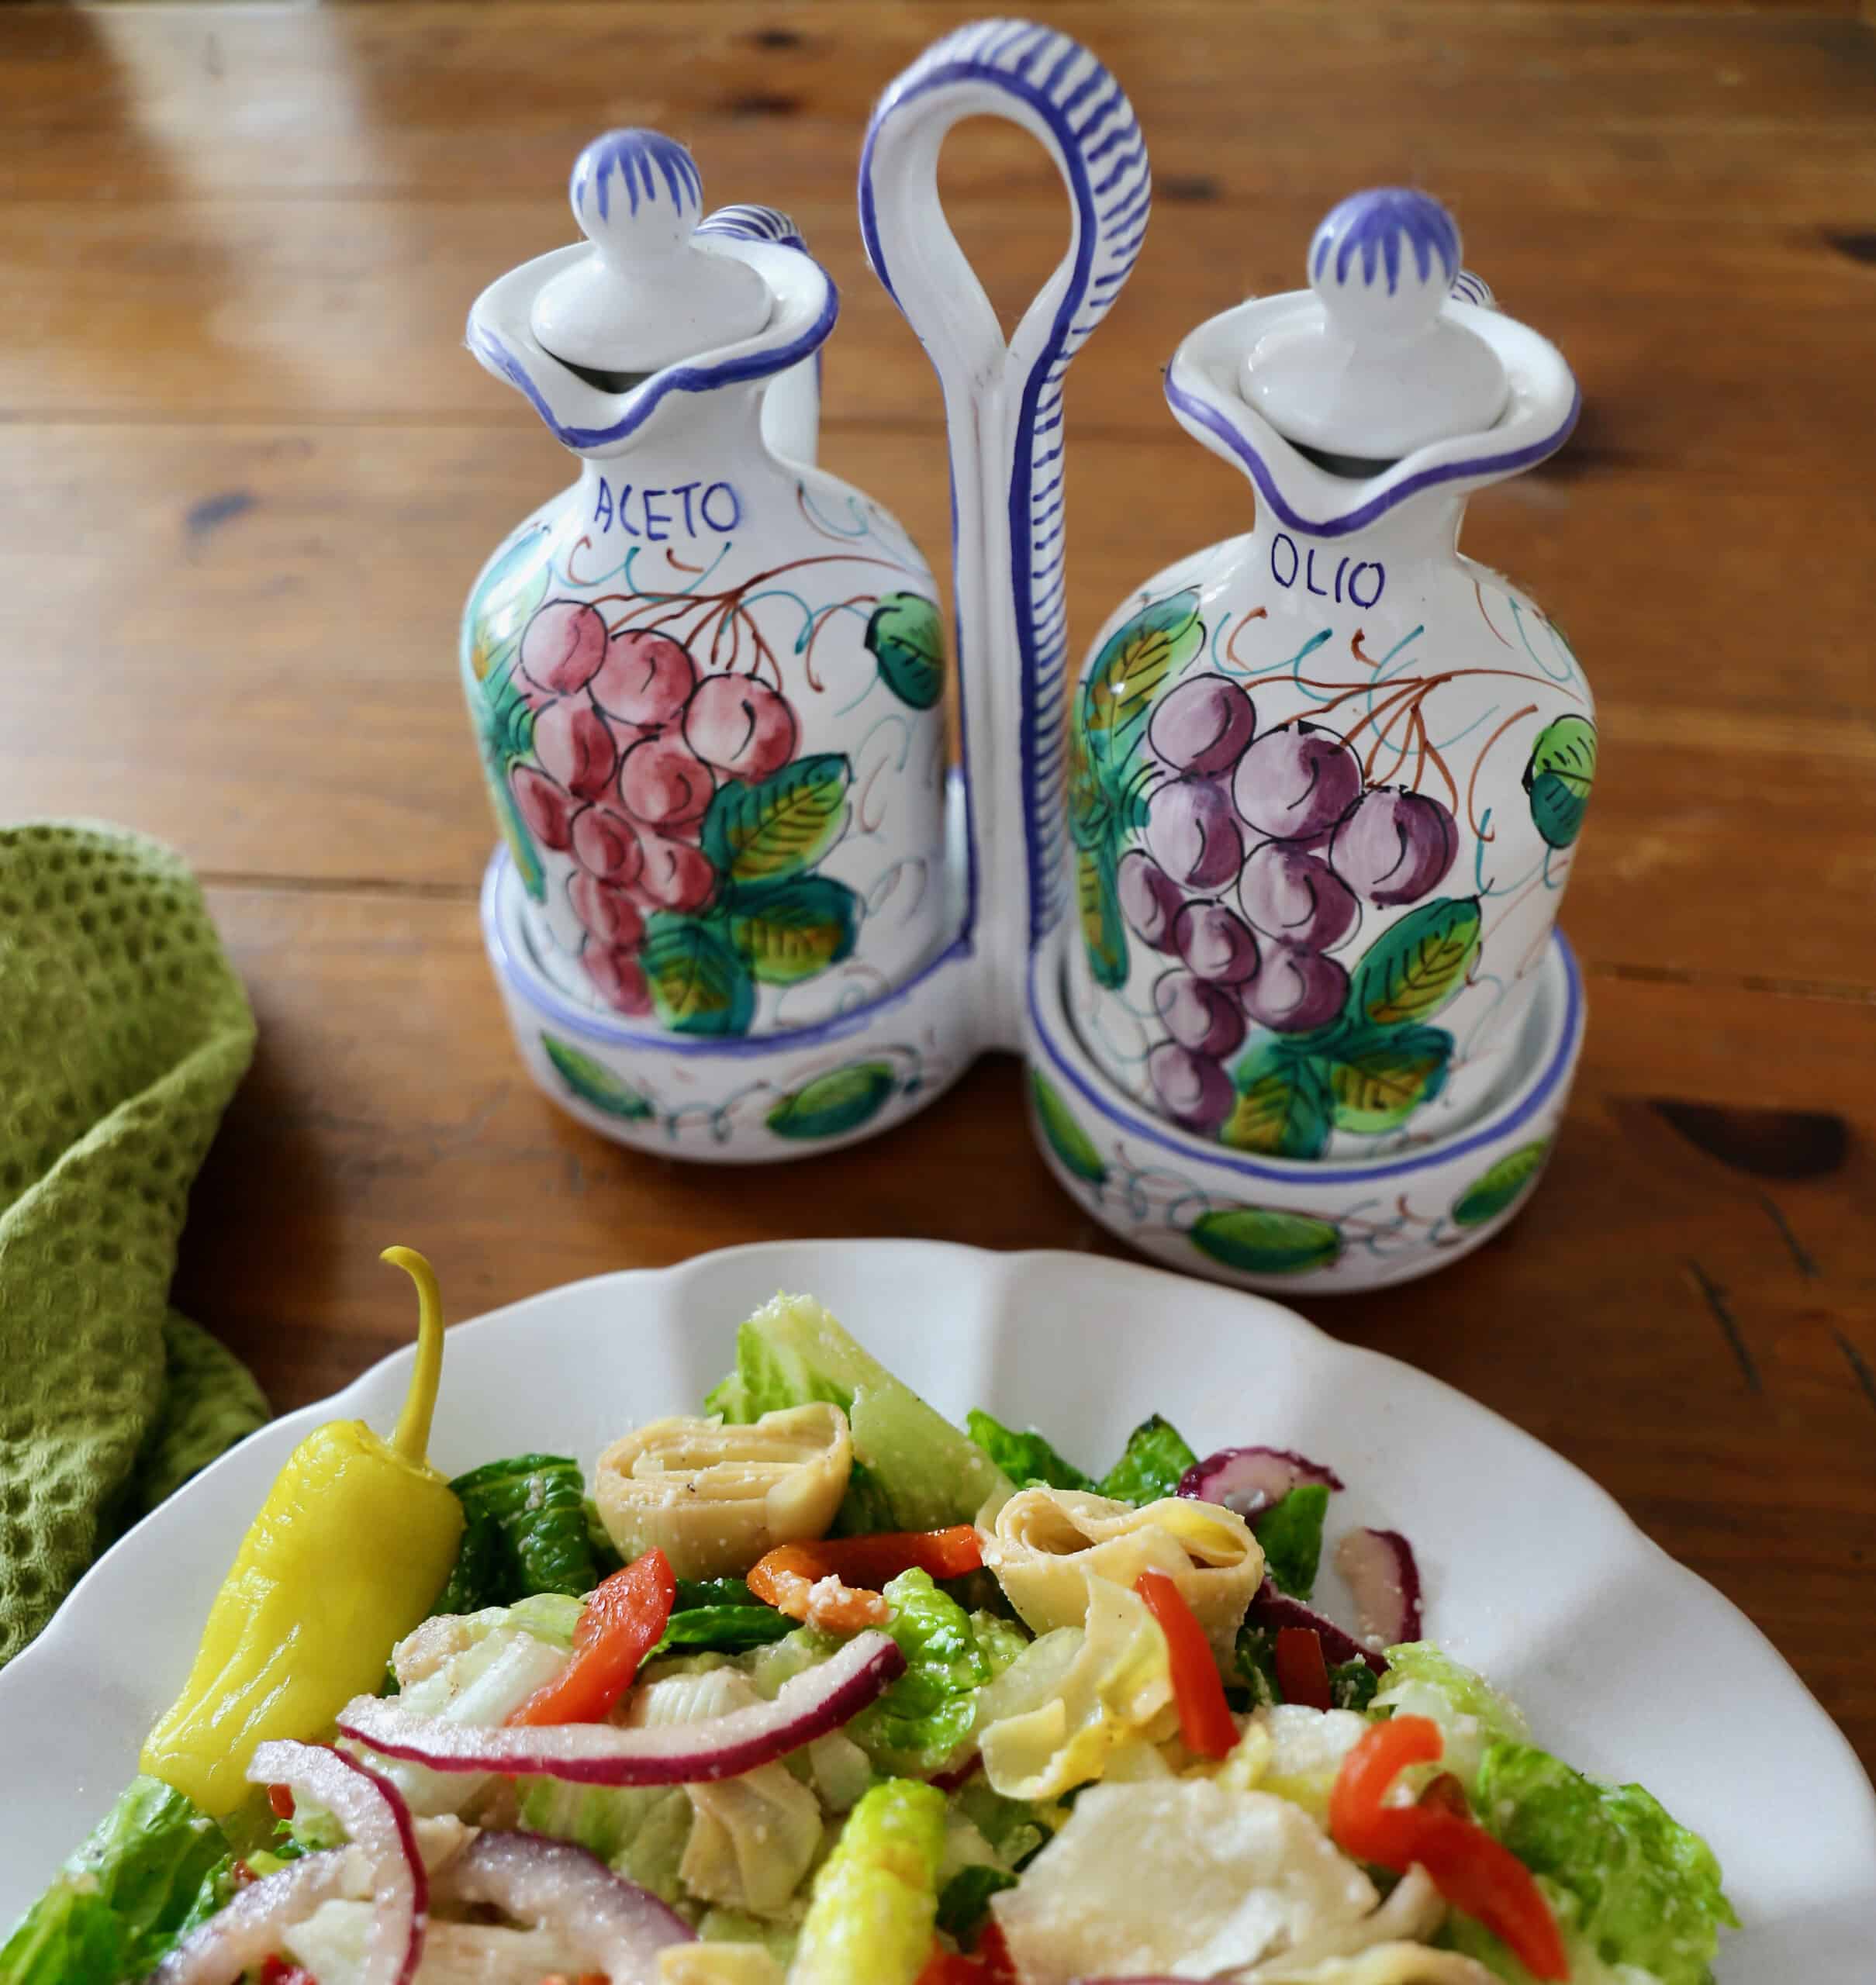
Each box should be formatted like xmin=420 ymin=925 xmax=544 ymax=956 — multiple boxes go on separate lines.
xmin=952 ymin=1775 xmax=1054 ymax=1869
xmin=697 ymin=1909 xmax=800 ymax=1966
xmin=434 ymin=1453 xmax=603 ymax=1612
xmin=1443 ymin=1742 xmax=1736 ymax=1985
xmin=966 ymin=1411 xmax=1093 ymax=1493
xmin=1374 ymin=1648 xmax=1734 ymax=1984
xmin=1095 ymin=1415 xmax=1197 ymax=1505
xmin=971 ymin=1610 xmax=1031 ymax=1682
xmin=745 ymin=1624 xmax=845 ymax=1700
xmin=0 ymin=1777 xmax=233 ymax=1985
xmin=517 ymin=1778 xmax=693 ymax=1896
xmin=853 ymin=1569 xmax=991 ymax=1776
xmin=1250 ymin=1483 xmax=1329 ymax=1598
xmin=936 ymin=1863 xmax=1017 ymax=1944
xmin=792 ymin=1779 xmax=948 ymax=1985
xmin=1329 ymin=1658 xmax=1380 ymax=1711
xmin=647 ymin=1578 xmax=793 ymax=1661
xmin=1372 ymin=1642 xmax=1529 ymax=1787
xmin=708 ymin=1294 xmax=1012 ymax=1531
xmin=0 ymin=1880 xmax=126 ymax=1985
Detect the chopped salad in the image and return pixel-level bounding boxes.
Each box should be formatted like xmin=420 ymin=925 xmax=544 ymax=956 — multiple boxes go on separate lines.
xmin=2 ymin=1267 xmax=1736 ymax=1985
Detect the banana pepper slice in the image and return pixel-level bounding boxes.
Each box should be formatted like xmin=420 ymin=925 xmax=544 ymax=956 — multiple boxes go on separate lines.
xmin=139 ymin=1248 xmax=465 ymax=1815
xmin=594 ymin=1403 xmax=852 ymax=1580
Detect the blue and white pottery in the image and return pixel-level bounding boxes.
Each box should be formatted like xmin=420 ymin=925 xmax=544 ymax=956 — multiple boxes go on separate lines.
xmin=461 ymin=19 xmax=1593 ymax=1293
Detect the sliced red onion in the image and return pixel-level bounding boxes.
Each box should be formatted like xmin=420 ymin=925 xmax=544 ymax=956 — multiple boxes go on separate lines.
xmin=340 ymin=1629 xmax=905 ymax=1786
xmin=929 ymin=1753 xmax=983 ymax=1794
xmin=1335 ymin=1526 xmax=1424 ymax=1646
xmin=1177 ymin=1445 xmax=1345 ymax=1516
xmin=248 ymin=1740 xmax=427 ymax=1985
xmin=1247 ymin=1580 xmax=1387 ymax=1675
xmin=435 ymin=1831 xmax=693 ymax=1972
xmin=145 ymin=1852 xmax=356 ymax=1985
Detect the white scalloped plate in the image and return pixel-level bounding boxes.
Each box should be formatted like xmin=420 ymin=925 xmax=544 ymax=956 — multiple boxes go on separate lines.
xmin=4 ymin=1242 xmax=1872 ymax=1975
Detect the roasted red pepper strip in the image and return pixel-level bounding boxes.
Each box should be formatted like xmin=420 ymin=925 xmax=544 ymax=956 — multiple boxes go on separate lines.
xmin=748 ymin=1547 xmax=891 ymax=1631
xmin=1135 ymin=1569 xmax=1238 ymax=1760
xmin=1330 ymin=1716 xmax=1570 ymax=1982
xmin=749 ymin=1526 xmax=983 ymax=1631
xmin=1273 ymin=1625 xmax=1333 ymax=1711
xmin=507 ymin=1548 xmax=676 ymax=1727
xmin=974 ymin=1918 xmax=1018 ymax=1985
xmin=914 ymin=1948 xmax=987 ymax=1985
xmin=1420 ymin=1769 xmax=1471 ymax=1818
xmin=783 ymin=1525 xmax=983 ymax=1586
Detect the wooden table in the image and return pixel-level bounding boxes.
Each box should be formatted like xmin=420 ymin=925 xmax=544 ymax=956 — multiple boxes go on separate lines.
xmin=4 ymin=3 xmax=1873 ymax=1773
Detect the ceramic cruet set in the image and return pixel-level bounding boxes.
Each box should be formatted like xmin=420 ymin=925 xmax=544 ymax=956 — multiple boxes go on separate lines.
xmin=460 ymin=18 xmax=1594 ymax=1294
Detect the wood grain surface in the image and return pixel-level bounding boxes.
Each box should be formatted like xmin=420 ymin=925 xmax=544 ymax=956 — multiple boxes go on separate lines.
xmin=3 ymin=2 xmax=1872 ymax=1777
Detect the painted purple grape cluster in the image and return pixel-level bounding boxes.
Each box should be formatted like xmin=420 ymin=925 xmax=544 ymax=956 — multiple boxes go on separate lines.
xmin=1118 ymin=672 xmax=1460 ymax=1133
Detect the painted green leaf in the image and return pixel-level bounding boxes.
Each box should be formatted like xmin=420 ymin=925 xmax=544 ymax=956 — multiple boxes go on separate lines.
xmin=864 ymin=592 xmax=947 ymax=710
xmin=1189 ymin=1205 xmax=1342 ymax=1276
xmin=1326 ymin=1023 xmax=1453 ymax=1133
xmin=1523 ymin=714 xmax=1598 ymax=850
xmin=1081 ymin=589 xmax=1204 ymax=772
xmin=768 ymin=1062 xmax=900 ymax=1140
xmin=1067 ymin=725 xmax=1110 ymax=851
xmin=1077 ymin=843 xmax=1128 ymax=990
xmin=725 ymin=876 xmax=860 ymax=986
xmin=1220 ymin=1043 xmax=1333 ymax=1159
xmin=465 ymin=525 xmax=552 ymax=684
xmin=640 ymin=918 xmax=755 ymax=1037
xmin=1346 ymin=896 xmax=1482 ymax=1027
xmin=481 ymin=664 xmax=537 ymax=766
xmin=702 ymin=753 xmax=852 ymax=886
xmin=1028 ymin=1068 xmax=1107 ymax=1184
xmin=541 ymin=1034 xmax=653 ymax=1120
xmin=1452 ymin=1139 xmax=1550 ymax=1226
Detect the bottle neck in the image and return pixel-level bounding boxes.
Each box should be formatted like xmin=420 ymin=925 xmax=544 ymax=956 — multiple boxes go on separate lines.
xmin=1250 ymin=485 xmax=1464 ymax=606
xmin=572 ymin=385 xmax=769 ymax=556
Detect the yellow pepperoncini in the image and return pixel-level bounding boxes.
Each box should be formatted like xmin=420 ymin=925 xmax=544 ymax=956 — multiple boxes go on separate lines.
xmin=140 ymin=1247 xmax=465 ymax=1815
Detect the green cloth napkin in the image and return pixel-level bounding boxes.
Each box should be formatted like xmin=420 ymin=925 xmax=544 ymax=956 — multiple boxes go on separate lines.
xmin=0 ymin=823 xmax=270 ymax=1666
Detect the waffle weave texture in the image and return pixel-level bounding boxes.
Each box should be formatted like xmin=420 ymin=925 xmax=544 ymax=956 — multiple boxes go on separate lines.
xmin=0 ymin=822 xmax=268 ymax=1666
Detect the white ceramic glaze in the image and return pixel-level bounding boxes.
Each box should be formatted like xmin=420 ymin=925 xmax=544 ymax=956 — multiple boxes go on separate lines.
xmin=463 ymin=22 xmax=1594 ymax=1293
xmin=1248 ymin=190 xmax=1507 ymax=457
xmin=5 ymin=1242 xmax=1872 ymax=1978
xmin=532 ymin=132 xmax=771 ymax=373
xmin=1062 ymin=188 xmax=1591 ymax=1165
xmin=1031 ymin=920 xmax=1584 ymax=1292
xmin=463 ymin=147 xmax=959 ymax=1041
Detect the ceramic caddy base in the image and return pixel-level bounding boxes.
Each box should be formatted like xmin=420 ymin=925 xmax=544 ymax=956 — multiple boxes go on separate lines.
xmin=485 ymin=834 xmax=1584 ymax=1289
xmin=1026 ymin=921 xmax=1585 ymax=1293
xmin=482 ymin=841 xmax=986 ymax=1160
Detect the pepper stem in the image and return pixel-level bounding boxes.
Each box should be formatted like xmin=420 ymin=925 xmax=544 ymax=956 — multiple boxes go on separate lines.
xmin=382 ymin=1245 xmax=445 ymax=1466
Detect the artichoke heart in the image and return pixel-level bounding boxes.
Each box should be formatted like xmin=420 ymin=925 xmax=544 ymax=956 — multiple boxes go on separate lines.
xmin=632 ymin=1666 xmax=826 ymax=1918
xmin=981 ymin=1486 xmax=1263 ymax=1653
xmin=595 ymin=1402 xmax=852 ymax=1579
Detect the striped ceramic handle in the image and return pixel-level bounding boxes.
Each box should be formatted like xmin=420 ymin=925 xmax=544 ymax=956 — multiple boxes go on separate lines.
xmin=859 ymin=20 xmax=1149 ymax=1046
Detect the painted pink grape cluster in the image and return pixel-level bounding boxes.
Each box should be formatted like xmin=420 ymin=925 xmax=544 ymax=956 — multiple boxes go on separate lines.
xmin=505 ymin=598 xmax=802 ymax=1015
xmin=1129 ymin=672 xmax=1458 ymax=1134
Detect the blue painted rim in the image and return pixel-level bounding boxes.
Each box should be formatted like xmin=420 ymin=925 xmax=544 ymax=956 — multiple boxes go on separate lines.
xmin=1028 ymin=927 xmax=1584 ymax=1185
xmin=480 ymin=845 xmax=976 ymax=1059
xmin=1163 ymin=370 xmax=1581 ymax=540
xmin=467 ymin=260 xmax=840 ymax=455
